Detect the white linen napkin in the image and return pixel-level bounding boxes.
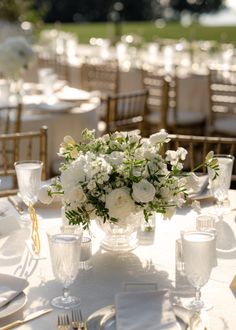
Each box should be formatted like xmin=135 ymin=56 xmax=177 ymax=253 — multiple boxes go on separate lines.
xmin=0 ymin=274 xmax=28 ymax=308
xmin=115 ymin=289 xmax=179 ymax=330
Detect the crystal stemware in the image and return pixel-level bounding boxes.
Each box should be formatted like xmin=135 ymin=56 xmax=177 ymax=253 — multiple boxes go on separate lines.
xmin=182 ymin=231 xmax=216 ymax=311
xmin=208 ymin=154 xmax=234 ymax=218
xmin=47 ymin=225 xmax=82 ymax=309
xmin=14 ymin=160 xmax=43 ymax=224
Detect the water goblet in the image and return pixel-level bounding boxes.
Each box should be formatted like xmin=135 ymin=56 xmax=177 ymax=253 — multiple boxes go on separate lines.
xmin=14 ymin=160 xmax=43 ymax=224
xmin=47 ymin=225 xmax=82 ymax=309
xmin=182 ymin=231 xmax=216 ymax=311
xmin=208 ymin=154 xmax=234 ymax=217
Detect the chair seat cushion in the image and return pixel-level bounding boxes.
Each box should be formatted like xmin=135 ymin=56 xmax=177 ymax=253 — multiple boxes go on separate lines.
xmin=213 ymin=117 xmax=236 ymax=136
xmin=145 ymin=109 xmax=205 ymax=126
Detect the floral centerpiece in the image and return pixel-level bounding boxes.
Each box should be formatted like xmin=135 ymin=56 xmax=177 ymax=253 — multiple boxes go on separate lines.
xmin=0 ymin=36 xmax=35 ymax=107
xmin=0 ymin=36 xmax=34 ymax=79
xmin=39 ymin=129 xmax=218 ymax=247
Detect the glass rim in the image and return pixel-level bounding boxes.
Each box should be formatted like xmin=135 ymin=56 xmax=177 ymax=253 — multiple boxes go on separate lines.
xmin=213 ymin=154 xmax=234 ymax=160
xmin=14 ymin=160 xmax=43 ymax=167
xmin=182 ymin=230 xmax=215 ymax=240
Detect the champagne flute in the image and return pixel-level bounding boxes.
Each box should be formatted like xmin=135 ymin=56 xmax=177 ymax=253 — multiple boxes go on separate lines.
xmin=208 ymin=154 xmax=234 ymax=217
xmin=182 ymin=231 xmax=215 ymax=311
xmin=14 ymin=160 xmax=43 ymax=224
xmin=47 ymin=225 xmax=82 ymax=309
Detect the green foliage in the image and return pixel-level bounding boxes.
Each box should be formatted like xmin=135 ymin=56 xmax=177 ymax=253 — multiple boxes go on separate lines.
xmin=41 ymin=22 xmax=236 ymax=44
xmin=0 ymin=0 xmax=41 ymax=23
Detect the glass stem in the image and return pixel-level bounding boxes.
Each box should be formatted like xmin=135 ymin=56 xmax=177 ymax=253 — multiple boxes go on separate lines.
xmin=195 ymin=287 xmax=201 ymax=303
xmin=63 ymin=286 xmax=69 ymax=299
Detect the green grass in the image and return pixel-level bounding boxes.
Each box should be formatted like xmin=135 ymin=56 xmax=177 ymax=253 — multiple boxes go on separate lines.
xmin=43 ymin=21 xmax=236 ymax=44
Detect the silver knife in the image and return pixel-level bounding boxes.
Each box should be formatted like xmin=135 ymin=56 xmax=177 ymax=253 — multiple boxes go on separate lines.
xmin=0 ymin=308 xmax=53 ymax=330
xmin=7 ymin=196 xmax=24 ymax=215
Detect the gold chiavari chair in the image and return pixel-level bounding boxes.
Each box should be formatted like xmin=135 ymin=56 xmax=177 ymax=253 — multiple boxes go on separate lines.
xmin=142 ymin=70 xmax=169 ymax=136
xmin=100 ymin=90 xmax=148 ymax=135
xmin=166 ymin=72 xmax=206 ymax=135
xmin=0 ymin=103 xmax=23 ymax=134
xmin=80 ymin=61 xmax=119 ymax=98
xmin=166 ymin=133 xmax=236 ymax=182
xmin=142 ymin=69 xmax=206 ymax=136
xmin=207 ymin=67 xmax=236 ymax=137
xmin=0 ymin=126 xmax=48 ymax=197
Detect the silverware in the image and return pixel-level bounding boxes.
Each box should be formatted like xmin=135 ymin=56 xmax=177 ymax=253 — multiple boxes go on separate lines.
xmin=0 ymin=308 xmax=52 ymax=330
xmin=7 ymin=196 xmax=24 ymax=215
xmin=58 ymin=314 xmax=71 ymax=330
xmin=71 ymin=309 xmax=85 ymax=329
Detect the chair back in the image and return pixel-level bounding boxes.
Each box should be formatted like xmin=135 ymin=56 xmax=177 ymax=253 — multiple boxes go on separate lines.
xmin=0 ymin=126 xmax=48 ymax=196
xmin=80 ymin=61 xmax=119 ymax=97
xmin=0 ymin=103 xmax=23 ymax=134
xmin=142 ymin=70 xmax=169 ymax=133
xmin=105 ymin=90 xmax=149 ymax=134
xmin=167 ymin=133 xmax=236 ymax=181
xmin=207 ymin=67 xmax=236 ymax=135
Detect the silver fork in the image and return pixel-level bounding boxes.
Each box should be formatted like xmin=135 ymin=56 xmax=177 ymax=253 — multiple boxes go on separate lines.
xmin=71 ymin=309 xmax=84 ymax=329
xmin=58 ymin=314 xmax=70 ymax=330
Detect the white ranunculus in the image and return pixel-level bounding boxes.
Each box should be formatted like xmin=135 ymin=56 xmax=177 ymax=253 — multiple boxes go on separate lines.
xmin=132 ymin=179 xmax=156 ymax=203
xmin=38 ymin=185 xmax=54 ymax=204
xmin=105 ymin=151 xmax=124 ymax=166
xmin=150 ymin=130 xmax=169 ymax=144
xmin=105 ymin=188 xmax=136 ymax=220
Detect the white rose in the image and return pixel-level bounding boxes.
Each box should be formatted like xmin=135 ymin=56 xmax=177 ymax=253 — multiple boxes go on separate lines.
xmin=64 ymin=185 xmax=86 ymax=204
xmin=150 ymin=130 xmax=169 ymax=144
xmin=132 ymin=179 xmax=156 ymax=203
xmin=38 ymin=185 xmax=54 ymax=204
xmin=105 ymin=188 xmax=136 ymax=220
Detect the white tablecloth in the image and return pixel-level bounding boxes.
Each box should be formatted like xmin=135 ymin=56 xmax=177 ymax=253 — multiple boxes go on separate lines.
xmin=0 ymin=191 xmax=236 ymax=329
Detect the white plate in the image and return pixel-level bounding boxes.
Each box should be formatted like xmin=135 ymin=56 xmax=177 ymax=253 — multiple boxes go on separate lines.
xmin=0 ymin=292 xmax=27 ymax=319
xmin=85 ymin=305 xmax=187 ymax=330
xmin=36 ymin=102 xmax=73 ymax=112
xmin=57 ymin=87 xmax=90 ymax=102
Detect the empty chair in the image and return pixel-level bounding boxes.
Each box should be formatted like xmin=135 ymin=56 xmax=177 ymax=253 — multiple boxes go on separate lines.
xmin=207 ymin=67 xmax=236 ymax=137
xmin=0 ymin=126 xmax=48 ymax=196
xmin=166 ymin=133 xmax=236 ymax=181
xmin=142 ymin=70 xmax=169 ymax=136
xmin=142 ymin=69 xmax=206 ymax=136
xmin=99 ymin=90 xmax=148 ymax=135
xmin=0 ymin=103 xmax=23 ymax=134
xmin=80 ymin=61 xmax=119 ymax=98
xmin=167 ymin=72 xmax=206 ymax=135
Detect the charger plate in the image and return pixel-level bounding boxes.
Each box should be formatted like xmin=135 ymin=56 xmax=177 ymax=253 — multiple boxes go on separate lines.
xmin=85 ymin=305 xmax=187 ymax=330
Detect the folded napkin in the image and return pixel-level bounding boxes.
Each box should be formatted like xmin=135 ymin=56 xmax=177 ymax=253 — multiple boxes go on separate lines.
xmin=188 ymin=174 xmax=209 ymax=198
xmin=115 ymin=290 xmax=179 ymax=330
xmin=0 ymin=274 xmax=28 ymax=308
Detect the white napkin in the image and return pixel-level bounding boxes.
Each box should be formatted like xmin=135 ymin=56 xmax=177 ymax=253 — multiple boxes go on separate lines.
xmin=0 ymin=274 xmax=28 ymax=308
xmin=115 ymin=290 xmax=179 ymax=330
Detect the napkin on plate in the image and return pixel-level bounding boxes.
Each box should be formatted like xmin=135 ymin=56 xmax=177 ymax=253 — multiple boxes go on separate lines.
xmin=0 ymin=274 xmax=28 ymax=308
xmin=115 ymin=289 xmax=179 ymax=330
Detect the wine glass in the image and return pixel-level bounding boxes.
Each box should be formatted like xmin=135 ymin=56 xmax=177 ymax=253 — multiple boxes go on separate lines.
xmin=208 ymin=154 xmax=234 ymax=218
xmin=182 ymin=231 xmax=216 ymax=311
xmin=47 ymin=225 xmax=82 ymax=309
xmin=14 ymin=160 xmax=43 ymax=224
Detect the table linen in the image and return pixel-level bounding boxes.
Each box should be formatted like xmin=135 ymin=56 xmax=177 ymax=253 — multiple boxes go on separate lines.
xmin=0 ymin=191 xmax=236 ymax=329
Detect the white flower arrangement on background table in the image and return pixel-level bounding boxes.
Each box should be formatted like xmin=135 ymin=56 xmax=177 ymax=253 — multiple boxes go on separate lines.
xmin=39 ymin=129 xmax=218 ymax=229
xmin=0 ymin=36 xmax=35 ymax=79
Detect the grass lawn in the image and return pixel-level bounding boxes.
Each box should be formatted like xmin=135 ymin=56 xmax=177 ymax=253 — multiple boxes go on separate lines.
xmin=43 ymin=21 xmax=236 ymax=44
